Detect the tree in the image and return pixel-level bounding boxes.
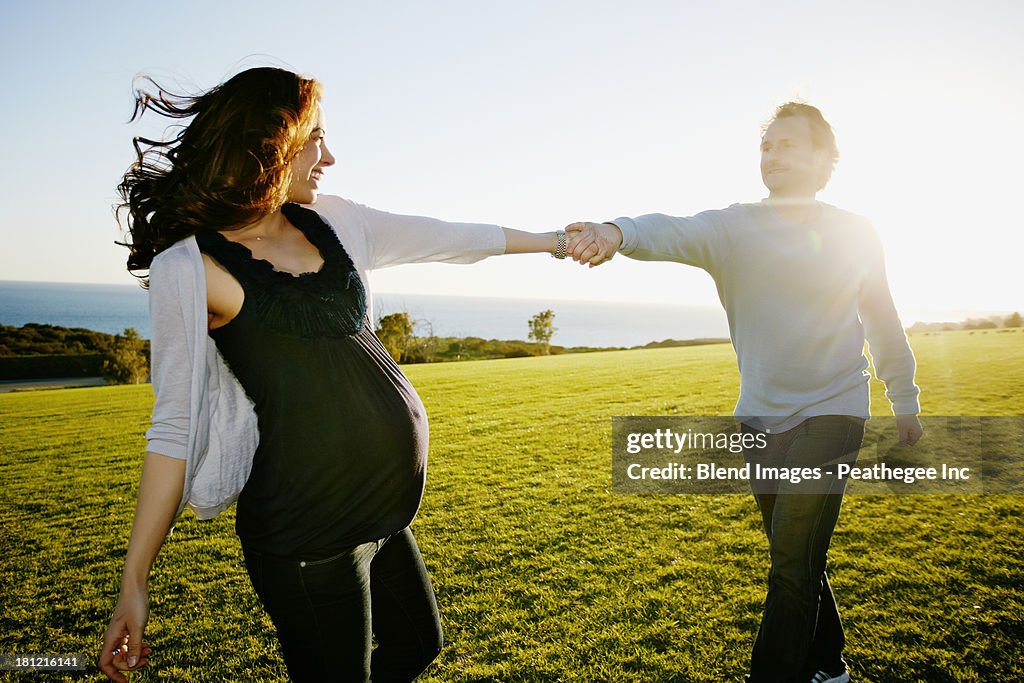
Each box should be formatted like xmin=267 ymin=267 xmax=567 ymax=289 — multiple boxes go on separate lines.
xmin=1005 ymin=312 xmax=1022 ymax=328
xmin=527 ymin=309 xmax=557 ymax=355
xmin=402 ymin=319 xmax=439 ymax=364
xmin=375 ymin=312 xmax=415 ymax=363
xmin=101 ymin=327 xmax=149 ymax=385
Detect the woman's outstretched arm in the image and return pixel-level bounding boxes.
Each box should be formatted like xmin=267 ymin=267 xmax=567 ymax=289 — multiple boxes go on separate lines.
xmin=314 ymin=196 xmax=568 ymax=267
xmin=501 ymin=227 xmax=561 ymax=255
xmin=98 ymin=452 xmax=185 ymax=682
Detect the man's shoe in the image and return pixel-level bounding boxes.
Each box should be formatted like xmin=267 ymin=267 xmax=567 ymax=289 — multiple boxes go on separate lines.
xmin=810 ymin=671 xmax=850 ymax=683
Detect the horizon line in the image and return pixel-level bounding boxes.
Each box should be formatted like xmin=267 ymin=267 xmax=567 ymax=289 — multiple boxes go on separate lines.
xmin=0 ymin=279 xmax=1019 ymax=322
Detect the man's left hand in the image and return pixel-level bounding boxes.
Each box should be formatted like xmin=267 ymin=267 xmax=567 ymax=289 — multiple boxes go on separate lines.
xmin=896 ymin=414 xmax=924 ymax=446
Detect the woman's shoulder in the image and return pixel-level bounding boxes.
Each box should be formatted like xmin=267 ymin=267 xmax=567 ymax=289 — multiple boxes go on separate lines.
xmin=152 ymin=235 xmax=199 ymax=264
xmin=305 ymin=194 xmax=365 ymax=226
xmin=308 ymin=193 xmax=352 ymax=208
xmin=149 ymin=236 xmax=203 ymax=287
xmin=304 ymin=195 xmax=372 ymax=262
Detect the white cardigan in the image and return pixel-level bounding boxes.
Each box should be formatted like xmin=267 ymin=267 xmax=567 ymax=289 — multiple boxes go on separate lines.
xmin=144 ymin=195 xmax=506 ymax=526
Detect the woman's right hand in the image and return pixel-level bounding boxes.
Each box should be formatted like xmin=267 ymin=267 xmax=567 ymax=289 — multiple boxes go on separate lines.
xmin=99 ymin=588 xmax=152 ymax=682
xmin=97 ymin=452 xmax=185 ymax=679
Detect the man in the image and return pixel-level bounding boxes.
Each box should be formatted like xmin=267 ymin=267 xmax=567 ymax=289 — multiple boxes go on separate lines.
xmin=566 ymin=102 xmax=923 ymax=683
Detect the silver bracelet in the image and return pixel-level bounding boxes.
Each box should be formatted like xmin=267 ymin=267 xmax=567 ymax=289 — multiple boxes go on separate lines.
xmin=552 ymin=229 xmax=567 ymax=259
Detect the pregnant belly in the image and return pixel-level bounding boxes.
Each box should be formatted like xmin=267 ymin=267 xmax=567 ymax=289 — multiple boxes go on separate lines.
xmin=237 ymin=331 xmax=430 ymax=552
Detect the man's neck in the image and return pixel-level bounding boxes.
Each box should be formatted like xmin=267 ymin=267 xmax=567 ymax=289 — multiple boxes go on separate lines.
xmin=764 ymin=193 xmax=821 ymax=224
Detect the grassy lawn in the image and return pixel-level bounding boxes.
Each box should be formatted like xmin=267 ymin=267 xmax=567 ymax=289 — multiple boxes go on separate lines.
xmin=1 ymin=329 xmax=1021 ymax=682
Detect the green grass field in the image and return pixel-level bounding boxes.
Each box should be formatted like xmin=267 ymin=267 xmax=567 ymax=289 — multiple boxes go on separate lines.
xmin=1 ymin=329 xmax=1022 ymax=682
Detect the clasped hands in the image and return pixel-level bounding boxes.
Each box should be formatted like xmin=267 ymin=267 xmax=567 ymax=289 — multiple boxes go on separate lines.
xmin=563 ymin=222 xmax=623 ymax=267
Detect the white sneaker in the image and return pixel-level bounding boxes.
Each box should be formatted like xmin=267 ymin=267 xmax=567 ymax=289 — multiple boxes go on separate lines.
xmin=810 ymin=672 xmax=850 ymax=683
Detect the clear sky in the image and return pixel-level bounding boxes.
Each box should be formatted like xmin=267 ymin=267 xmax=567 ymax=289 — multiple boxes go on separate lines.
xmin=1 ymin=0 xmax=1021 ymax=320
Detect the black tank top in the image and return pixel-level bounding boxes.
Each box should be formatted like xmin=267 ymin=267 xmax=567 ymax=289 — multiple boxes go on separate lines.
xmin=195 ymin=203 xmax=429 ymax=559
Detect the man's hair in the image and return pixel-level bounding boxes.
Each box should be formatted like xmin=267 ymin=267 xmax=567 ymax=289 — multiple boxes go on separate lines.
xmin=765 ymin=102 xmax=839 ymax=189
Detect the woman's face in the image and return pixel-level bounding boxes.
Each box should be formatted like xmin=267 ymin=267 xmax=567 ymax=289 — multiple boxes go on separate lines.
xmin=287 ymin=106 xmax=335 ymax=204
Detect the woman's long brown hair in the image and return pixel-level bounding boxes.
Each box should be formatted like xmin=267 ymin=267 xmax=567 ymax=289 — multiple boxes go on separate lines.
xmin=117 ymin=67 xmax=322 ymax=283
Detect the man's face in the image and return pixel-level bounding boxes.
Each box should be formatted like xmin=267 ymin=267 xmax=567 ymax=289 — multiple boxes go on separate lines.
xmin=759 ymin=116 xmax=826 ymax=196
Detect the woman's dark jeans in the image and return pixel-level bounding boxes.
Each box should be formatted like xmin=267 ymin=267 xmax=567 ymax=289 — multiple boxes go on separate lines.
xmin=743 ymin=415 xmax=866 ymax=683
xmin=242 ymin=527 xmax=442 ymax=682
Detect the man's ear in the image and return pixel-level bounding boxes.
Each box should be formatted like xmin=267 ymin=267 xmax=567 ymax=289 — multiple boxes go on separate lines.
xmin=813 ymin=148 xmax=832 ymax=190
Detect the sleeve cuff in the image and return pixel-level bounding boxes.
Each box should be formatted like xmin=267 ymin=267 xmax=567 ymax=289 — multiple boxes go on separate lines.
xmin=891 ymin=397 xmax=921 ymax=416
xmin=146 ymin=439 xmax=187 ymax=460
xmin=443 ymin=223 xmax=505 ymax=263
xmin=607 ymin=217 xmax=639 ymax=255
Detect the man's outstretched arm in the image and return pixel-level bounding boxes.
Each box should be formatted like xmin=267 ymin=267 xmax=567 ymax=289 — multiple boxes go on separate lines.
xmin=566 ymin=211 xmax=722 ymax=269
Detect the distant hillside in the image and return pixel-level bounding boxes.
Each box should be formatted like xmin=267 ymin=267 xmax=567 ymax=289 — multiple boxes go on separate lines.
xmin=0 ymin=323 xmax=134 ymax=356
xmin=0 ymin=320 xmax=732 ymax=381
xmin=0 ymin=324 xmax=149 ymax=380
xmin=907 ymin=312 xmax=1022 ymax=333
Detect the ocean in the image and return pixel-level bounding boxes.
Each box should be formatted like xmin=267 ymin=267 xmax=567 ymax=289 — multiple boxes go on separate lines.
xmin=0 ymin=280 xmax=730 ymax=349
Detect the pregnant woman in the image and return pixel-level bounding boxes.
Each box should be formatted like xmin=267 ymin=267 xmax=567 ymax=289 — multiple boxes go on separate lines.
xmin=99 ymin=66 xmax=566 ymax=682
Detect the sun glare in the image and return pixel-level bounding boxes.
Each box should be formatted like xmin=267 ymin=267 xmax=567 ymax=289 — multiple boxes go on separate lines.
xmin=820 ymin=91 xmax=1023 ymax=319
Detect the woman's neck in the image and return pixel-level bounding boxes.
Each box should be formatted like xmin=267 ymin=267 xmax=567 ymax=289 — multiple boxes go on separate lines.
xmin=222 ymin=208 xmax=288 ymax=242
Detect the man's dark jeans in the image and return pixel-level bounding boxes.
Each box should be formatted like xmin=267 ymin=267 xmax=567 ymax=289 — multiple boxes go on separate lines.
xmin=742 ymin=415 xmax=866 ymax=683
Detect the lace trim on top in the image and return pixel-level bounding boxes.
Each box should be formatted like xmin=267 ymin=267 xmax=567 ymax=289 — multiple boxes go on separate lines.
xmin=196 ymin=203 xmax=367 ymax=338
